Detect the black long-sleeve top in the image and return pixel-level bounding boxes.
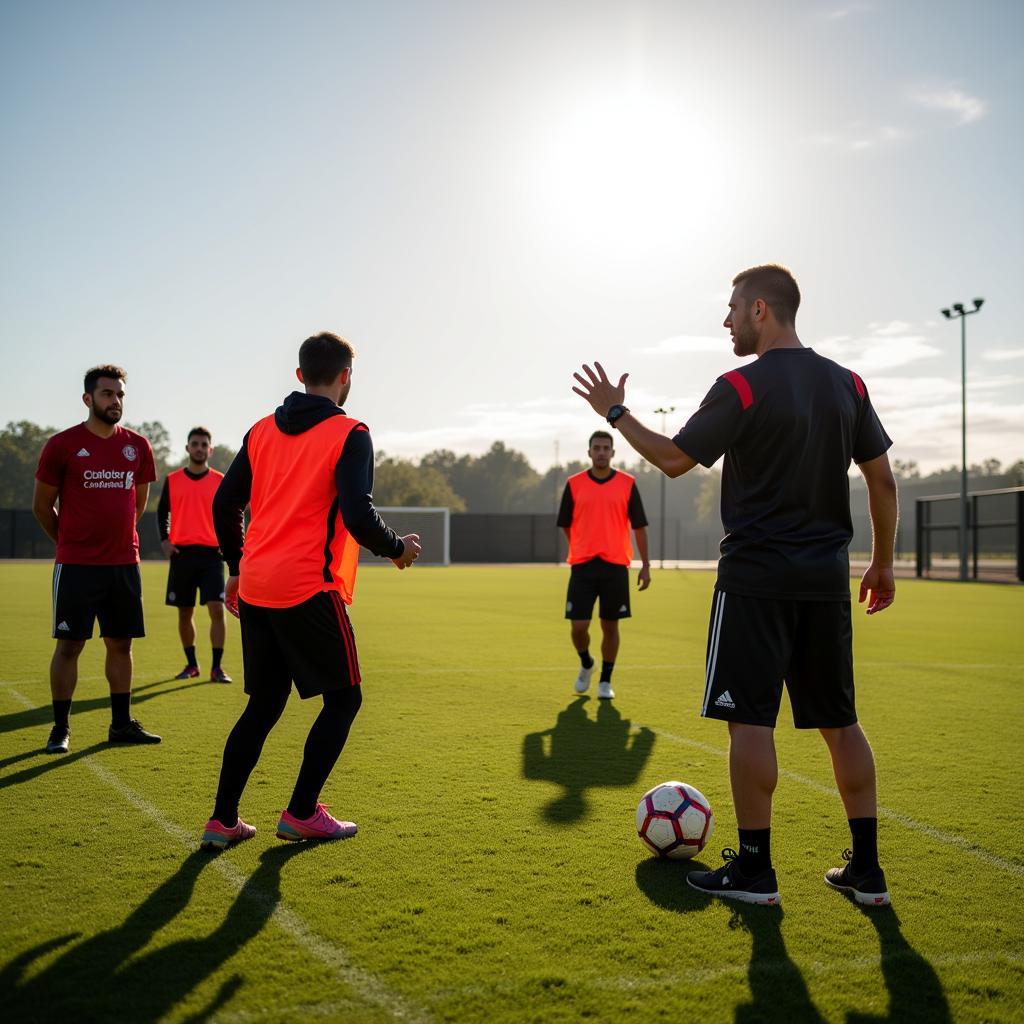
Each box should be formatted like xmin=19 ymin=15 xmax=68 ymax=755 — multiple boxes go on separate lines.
xmin=213 ymin=393 xmax=404 ymax=576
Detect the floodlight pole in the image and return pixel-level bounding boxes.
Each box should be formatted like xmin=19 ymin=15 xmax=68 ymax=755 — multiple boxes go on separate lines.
xmin=940 ymin=299 xmax=984 ymax=581
xmin=654 ymin=406 xmax=676 ymax=569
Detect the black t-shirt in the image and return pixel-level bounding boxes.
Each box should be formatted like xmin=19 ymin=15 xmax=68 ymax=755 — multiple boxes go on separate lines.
xmin=672 ymin=348 xmax=892 ymax=600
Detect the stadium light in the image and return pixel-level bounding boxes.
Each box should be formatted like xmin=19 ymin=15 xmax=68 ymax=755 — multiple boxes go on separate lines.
xmin=654 ymin=406 xmax=676 ymax=569
xmin=940 ymin=297 xmax=985 ymax=581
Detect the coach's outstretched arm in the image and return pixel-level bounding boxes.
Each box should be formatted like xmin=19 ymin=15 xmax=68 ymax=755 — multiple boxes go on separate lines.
xmin=572 ymin=362 xmax=697 ymax=478
xmin=858 ymin=452 xmax=898 ymax=615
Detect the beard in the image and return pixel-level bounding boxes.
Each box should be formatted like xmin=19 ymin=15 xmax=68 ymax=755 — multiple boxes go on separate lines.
xmin=93 ymin=404 xmax=122 ymax=425
xmin=732 ymin=313 xmax=759 ymax=357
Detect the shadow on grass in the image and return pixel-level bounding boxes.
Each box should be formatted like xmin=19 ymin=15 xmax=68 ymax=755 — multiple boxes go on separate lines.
xmin=522 ymin=696 xmax=654 ymax=823
xmin=844 ymin=904 xmax=951 ymax=1024
xmin=1 ymin=843 xmax=311 ymax=1022
xmin=635 ymin=858 xmax=824 ymax=1023
xmin=0 ymin=676 xmax=212 ymax=740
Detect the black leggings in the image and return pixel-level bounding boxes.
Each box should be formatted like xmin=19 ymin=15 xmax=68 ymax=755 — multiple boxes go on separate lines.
xmin=212 ymin=685 xmax=363 ymax=825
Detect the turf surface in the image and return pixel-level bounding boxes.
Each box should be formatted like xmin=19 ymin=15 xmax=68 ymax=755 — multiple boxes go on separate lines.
xmin=0 ymin=561 xmax=1022 ymax=1023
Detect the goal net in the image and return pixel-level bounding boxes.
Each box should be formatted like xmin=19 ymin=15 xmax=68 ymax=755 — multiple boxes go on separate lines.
xmin=357 ymin=507 xmax=451 ymax=566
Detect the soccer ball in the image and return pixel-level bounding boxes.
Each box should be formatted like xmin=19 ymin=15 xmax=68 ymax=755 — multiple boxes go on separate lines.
xmin=636 ymin=781 xmax=714 ymax=860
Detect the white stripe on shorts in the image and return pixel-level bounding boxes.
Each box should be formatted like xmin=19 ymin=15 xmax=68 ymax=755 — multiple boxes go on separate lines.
xmin=701 ymin=590 xmax=726 ymax=716
xmin=52 ymin=563 xmax=63 ymax=635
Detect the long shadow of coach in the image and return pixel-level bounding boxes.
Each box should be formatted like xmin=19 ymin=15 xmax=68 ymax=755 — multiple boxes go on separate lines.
xmin=522 ymin=696 xmax=655 ymax=823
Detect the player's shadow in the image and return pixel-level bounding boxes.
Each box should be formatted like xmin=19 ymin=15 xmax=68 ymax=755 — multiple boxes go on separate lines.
xmin=843 ymin=904 xmax=951 ymax=1023
xmin=635 ymin=863 xmax=824 ymax=1023
xmin=0 ymin=676 xmax=209 ymax=740
xmin=1 ymin=843 xmax=312 ymax=1023
xmin=522 ymin=696 xmax=655 ymax=823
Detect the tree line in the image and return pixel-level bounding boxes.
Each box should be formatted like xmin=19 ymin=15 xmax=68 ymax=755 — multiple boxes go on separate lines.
xmin=2 ymin=419 xmax=1021 ymax=518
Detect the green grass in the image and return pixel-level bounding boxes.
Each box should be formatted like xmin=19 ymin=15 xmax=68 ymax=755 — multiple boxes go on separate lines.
xmin=1 ymin=562 xmax=1022 ymax=1023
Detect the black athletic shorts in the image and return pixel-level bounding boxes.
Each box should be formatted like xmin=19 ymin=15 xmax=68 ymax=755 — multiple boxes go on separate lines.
xmin=565 ymin=558 xmax=631 ymax=621
xmin=51 ymin=563 xmax=145 ymax=641
xmin=238 ymin=589 xmax=360 ymax=699
xmin=166 ymin=545 xmax=225 ymax=607
xmin=700 ymin=588 xmax=856 ymax=729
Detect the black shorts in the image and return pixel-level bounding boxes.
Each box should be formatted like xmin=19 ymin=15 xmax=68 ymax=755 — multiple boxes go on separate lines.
xmin=166 ymin=546 xmax=225 ymax=607
xmin=565 ymin=558 xmax=631 ymax=621
xmin=700 ymin=588 xmax=856 ymax=729
xmin=51 ymin=563 xmax=145 ymax=641
xmin=238 ymin=590 xmax=360 ymax=700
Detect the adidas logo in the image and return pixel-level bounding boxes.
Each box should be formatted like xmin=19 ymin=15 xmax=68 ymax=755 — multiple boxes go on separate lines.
xmin=57 ymin=621 xmax=70 ymax=631
xmin=619 ymin=604 xmax=628 ymax=613
xmin=76 ymin=448 xmax=90 ymax=457
xmin=715 ymin=690 xmax=736 ymax=709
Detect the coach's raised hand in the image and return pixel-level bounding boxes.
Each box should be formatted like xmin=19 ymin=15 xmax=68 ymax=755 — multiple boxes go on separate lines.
xmin=572 ymin=362 xmax=628 ymax=417
xmin=393 ymin=533 xmax=422 ymax=569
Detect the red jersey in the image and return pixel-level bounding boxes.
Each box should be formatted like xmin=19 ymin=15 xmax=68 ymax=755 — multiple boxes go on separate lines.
xmin=560 ymin=469 xmax=643 ymax=566
xmin=36 ymin=423 xmax=156 ymax=565
xmin=165 ymin=467 xmax=223 ymax=547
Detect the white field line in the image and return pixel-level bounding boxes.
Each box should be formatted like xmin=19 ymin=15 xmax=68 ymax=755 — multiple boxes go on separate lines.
xmin=363 ymin=661 xmax=1017 ymax=675
xmin=4 ymin=688 xmax=430 ymax=1024
xmin=653 ymin=728 xmax=1024 ymax=879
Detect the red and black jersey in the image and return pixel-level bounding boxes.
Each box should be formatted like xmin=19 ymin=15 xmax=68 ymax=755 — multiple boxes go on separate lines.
xmin=557 ymin=469 xmax=648 ymax=566
xmin=673 ymin=347 xmax=892 ymax=600
xmin=35 ymin=423 xmax=156 ymax=565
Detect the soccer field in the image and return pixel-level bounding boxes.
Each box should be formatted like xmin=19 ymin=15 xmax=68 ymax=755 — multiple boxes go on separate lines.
xmin=1 ymin=562 xmax=1021 ymax=1023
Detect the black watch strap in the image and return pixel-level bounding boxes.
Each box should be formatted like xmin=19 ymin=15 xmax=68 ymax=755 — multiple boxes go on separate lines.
xmin=606 ymin=404 xmax=629 ymax=427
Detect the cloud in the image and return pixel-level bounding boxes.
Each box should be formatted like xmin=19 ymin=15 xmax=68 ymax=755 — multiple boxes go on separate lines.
xmin=816 ymin=321 xmax=942 ymax=372
xmin=982 ymin=347 xmax=1024 ymax=362
xmin=634 ymin=335 xmax=728 ymax=356
xmin=818 ymin=3 xmax=872 ymax=20
xmin=911 ymin=86 xmax=987 ymax=125
xmin=810 ymin=124 xmax=905 ymax=152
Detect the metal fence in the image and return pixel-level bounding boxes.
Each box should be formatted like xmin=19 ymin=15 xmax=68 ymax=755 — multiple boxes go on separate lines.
xmin=915 ymin=486 xmax=1023 ymax=582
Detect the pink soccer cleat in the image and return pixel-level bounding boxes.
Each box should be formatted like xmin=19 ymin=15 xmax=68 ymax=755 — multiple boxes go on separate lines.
xmin=276 ymin=803 xmax=358 ymax=842
xmin=200 ymin=817 xmax=256 ymax=851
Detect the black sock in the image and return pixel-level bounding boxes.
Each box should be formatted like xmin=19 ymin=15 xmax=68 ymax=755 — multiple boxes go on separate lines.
xmin=212 ymin=689 xmax=290 ymax=825
xmin=848 ymin=817 xmax=879 ymax=873
xmin=212 ymin=647 xmax=224 ymax=670
xmin=53 ymin=699 xmax=71 ymax=730
xmin=110 ymin=692 xmax=131 ymax=728
xmin=287 ymin=687 xmax=363 ymax=820
xmin=600 ymin=660 xmax=614 ymax=683
xmin=184 ymin=645 xmax=197 ymax=668
xmin=578 ymin=649 xmax=594 ymax=670
xmin=737 ymin=828 xmax=771 ymax=873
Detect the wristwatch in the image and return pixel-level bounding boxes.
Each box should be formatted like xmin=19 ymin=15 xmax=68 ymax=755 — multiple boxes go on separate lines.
xmin=606 ymin=404 xmax=629 ymax=427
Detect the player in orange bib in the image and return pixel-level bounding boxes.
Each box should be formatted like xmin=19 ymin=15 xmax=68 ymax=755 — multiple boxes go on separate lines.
xmin=199 ymin=332 xmax=421 ymax=850
xmin=157 ymin=427 xmax=231 ymax=682
xmin=557 ymin=430 xmax=651 ymax=700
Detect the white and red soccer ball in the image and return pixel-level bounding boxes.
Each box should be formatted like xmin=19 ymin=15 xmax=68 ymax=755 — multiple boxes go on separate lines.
xmin=636 ymin=781 xmax=714 ymax=860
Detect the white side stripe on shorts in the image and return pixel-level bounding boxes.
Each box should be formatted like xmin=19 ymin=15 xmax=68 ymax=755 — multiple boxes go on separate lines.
xmin=52 ymin=563 xmax=63 ymax=635
xmin=701 ymin=591 xmax=726 ymax=716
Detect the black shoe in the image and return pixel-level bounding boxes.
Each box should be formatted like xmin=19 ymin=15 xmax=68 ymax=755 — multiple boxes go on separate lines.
xmin=210 ymin=667 xmax=233 ymax=683
xmin=174 ymin=665 xmax=201 ymax=679
xmin=108 ymin=719 xmax=162 ymax=744
xmin=45 ymin=725 xmax=71 ymax=754
xmin=824 ymin=849 xmax=890 ymax=906
xmin=687 ymin=848 xmax=780 ymax=906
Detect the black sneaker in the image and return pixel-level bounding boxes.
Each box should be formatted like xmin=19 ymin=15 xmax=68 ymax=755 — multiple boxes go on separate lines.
xmin=686 ymin=848 xmax=780 ymax=906
xmin=108 ymin=719 xmax=162 ymax=744
xmin=45 ymin=725 xmax=71 ymax=754
xmin=824 ymin=849 xmax=890 ymax=906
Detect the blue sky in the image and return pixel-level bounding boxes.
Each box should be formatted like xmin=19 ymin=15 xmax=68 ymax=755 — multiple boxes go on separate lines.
xmin=2 ymin=0 xmax=1021 ymax=472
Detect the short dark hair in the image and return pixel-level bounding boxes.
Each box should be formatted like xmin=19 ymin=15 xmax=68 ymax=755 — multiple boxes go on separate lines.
xmin=298 ymin=332 xmax=355 ymax=386
xmin=732 ymin=264 xmax=801 ymax=326
xmin=83 ymin=365 xmax=126 ymax=394
xmin=588 ymin=430 xmax=614 ymax=447
xmin=187 ymin=426 xmax=212 ymax=443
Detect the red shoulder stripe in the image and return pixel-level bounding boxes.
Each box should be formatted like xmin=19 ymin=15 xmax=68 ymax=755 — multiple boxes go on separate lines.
xmin=850 ymin=370 xmax=865 ymax=399
xmin=722 ymin=370 xmax=754 ymax=410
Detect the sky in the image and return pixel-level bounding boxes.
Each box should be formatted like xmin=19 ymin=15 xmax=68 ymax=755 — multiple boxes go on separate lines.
xmin=2 ymin=0 xmax=1021 ymax=473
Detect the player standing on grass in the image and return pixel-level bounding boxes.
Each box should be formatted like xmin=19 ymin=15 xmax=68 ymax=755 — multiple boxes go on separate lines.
xmin=572 ymin=265 xmax=897 ymax=907
xmin=199 ymin=332 xmax=421 ymax=850
xmin=157 ymin=427 xmax=232 ymax=682
xmin=33 ymin=365 xmax=162 ymax=754
xmin=558 ymin=431 xmax=651 ymax=700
